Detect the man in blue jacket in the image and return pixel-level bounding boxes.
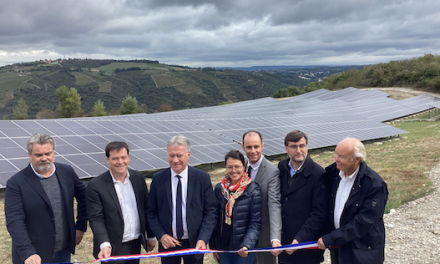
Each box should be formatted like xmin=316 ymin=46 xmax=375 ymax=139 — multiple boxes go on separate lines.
xmin=278 ymin=130 xmax=327 ymax=264
xmin=318 ymin=138 xmax=388 ymax=264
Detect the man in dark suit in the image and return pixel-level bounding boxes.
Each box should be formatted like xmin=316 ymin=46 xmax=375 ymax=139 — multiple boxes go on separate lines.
xmin=146 ymin=135 xmax=216 ymax=264
xmin=86 ymin=141 xmax=156 ymax=264
xmin=277 ymin=130 xmax=327 ymax=264
xmin=318 ymin=138 xmax=388 ymax=264
xmin=5 ymin=133 xmax=87 ymax=264
xmin=241 ymin=131 xmax=282 ymax=264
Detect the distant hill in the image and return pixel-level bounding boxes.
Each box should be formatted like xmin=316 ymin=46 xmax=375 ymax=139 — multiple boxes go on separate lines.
xmin=0 ymin=59 xmax=354 ymax=119
xmin=301 ymin=54 xmax=440 ymax=92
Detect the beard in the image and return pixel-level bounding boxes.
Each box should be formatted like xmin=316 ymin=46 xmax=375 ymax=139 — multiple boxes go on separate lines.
xmin=36 ymin=161 xmax=53 ymax=173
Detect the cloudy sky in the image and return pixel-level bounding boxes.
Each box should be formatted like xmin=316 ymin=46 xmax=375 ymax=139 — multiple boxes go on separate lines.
xmin=1 ymin=0 xmax=439 ymax=67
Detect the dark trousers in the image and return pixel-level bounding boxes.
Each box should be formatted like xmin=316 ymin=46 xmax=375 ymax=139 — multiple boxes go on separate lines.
xmin=159 ymin=239 xmax=203 ymax=264
xmin=111 ymin=237 xmax=142 ymax=264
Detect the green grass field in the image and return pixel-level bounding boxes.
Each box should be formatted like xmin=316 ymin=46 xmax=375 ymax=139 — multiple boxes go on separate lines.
xmin=0 ymin=73 xmax=33 ymax=92
xmin=151 ymin=74 xmax=186 ymax=88
xmin=97 ymin=63 xmax=180 ymax=74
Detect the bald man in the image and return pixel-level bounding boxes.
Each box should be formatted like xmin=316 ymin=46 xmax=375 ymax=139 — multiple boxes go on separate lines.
xmin=318 ymin=138 xmax=388 ymax=264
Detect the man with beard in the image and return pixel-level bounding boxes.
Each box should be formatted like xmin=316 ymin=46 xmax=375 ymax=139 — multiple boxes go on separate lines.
xmin=5 ymin=134 xmax=87 ymax=264
xmin=277 ymin=130 xmax=327 ymax=264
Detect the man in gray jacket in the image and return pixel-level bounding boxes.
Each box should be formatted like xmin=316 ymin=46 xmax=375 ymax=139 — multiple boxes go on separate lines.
xmin=242 ymin=131 xmax=282 ymax=264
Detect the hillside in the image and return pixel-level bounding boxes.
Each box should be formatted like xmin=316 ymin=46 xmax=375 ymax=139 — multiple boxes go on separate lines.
xmin=0 ymin=59 xmax=313 ymax=119
xmin=301 ymin=54 xmax=440 ymax=93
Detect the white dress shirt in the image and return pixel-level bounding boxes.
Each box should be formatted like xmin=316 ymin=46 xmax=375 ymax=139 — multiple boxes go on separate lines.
xmin=247 ymin=155 xmax=264 ymax=181
xmin=171 ymin=166 xmax=189 ymax=240
xmin=100 ymin=170 xmax=141 ymax=250
xmin=334 ymin=166 xmax=359 ymax=229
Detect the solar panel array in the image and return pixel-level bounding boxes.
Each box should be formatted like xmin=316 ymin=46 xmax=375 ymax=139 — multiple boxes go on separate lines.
xmin=1 ymin=87 xmax=438 ymax=188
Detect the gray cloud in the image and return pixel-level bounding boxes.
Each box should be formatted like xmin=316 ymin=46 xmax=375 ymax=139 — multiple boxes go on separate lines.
xmin=0 ymin=0 xmax=440 ymax=67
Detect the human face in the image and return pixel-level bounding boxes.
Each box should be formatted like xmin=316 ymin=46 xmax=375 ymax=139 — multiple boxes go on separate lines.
xmin=226 ymin=158 xmax=244 ymax=185
xmin=106 ymin=148 xmax=129 ymax=179
xmin=285 ymin=137 xmax=308 ymax=167
xmin=335 ymin=140 xmax=361 ymax=176
xmin=29 ymin=143 xmax=55 ymax=176
xmin=167 ymin=144 xmax=190 ymax=174
xmin=242 ymin=133 xmax=264 ymax=165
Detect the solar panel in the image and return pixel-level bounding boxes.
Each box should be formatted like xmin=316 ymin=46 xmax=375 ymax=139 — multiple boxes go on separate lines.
xmin=1 ymin=87 xmax=437 ymax=188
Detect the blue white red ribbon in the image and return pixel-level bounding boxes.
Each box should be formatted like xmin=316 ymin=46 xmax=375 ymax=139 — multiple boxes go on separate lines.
xmin=43 ymin=241 xmax=320 ymax=263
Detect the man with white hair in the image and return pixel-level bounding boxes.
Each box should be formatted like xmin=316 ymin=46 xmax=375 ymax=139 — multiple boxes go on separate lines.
xmin=317 ymin=138 xmax=388 ymax=264
xmin=146 ymin=135 xmax=216 ymax=264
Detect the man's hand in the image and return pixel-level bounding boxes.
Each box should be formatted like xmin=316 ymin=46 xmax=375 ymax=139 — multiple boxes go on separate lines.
xmin=76 ymin=230 xmax=85 ymax=245
xmin=98 ymin=246 xmax=112 ymax=259
xmin=317 ymin=238 xmax=326 ymax=250
xmin=24 ymin=254 xmax=41 ymax=264
xmin=160 ymin=234 xmax=180 ymax=249
xmin=286 ymin=239 xmax=299 ymax=255
xmin=271 ymin=240 xmax=282 ymax=256
xmin=195 ymin=240 xmax=206 ymax=249
xmin=237 ymin=246 xmax=248 ymax=257
xmin=147 ymin=240 xmax=157 ymax=252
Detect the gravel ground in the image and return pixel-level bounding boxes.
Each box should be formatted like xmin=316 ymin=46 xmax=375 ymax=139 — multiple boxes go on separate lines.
xmin=323 ymin=161 xmax=440 ymax=264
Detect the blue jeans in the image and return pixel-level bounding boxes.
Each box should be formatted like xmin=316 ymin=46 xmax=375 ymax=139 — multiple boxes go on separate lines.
xmin=52 ymin=247 xmax=71 ymax=263
xmin=218 ymin=252 xmax=256 ymax=264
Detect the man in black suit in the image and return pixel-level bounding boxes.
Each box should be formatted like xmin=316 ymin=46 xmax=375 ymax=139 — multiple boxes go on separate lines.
xmin=277 ymin=130 xmax=327 ymax=264
xmin=146 ymin=135 xmax=216 ymax=264
xmin=86 ymin=141 xmax=156 ymax=264
xmin=5 ymin=133 xmax=87 ymax=264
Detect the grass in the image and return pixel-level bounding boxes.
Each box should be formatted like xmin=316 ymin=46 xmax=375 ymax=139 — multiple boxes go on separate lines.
xmin=97 ymin=63 xmax=176 ymax=74
xmin=0 ymin=73 xmax=33 ymax=93
xmin=0 ymin=121 xmax=437 ymax=263
xmin=151 ymin=74 xmax=186 ymax=88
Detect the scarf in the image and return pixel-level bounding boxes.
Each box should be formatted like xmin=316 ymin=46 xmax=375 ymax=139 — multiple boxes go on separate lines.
xmin=220 ymin=172 xmax=252 ymax=225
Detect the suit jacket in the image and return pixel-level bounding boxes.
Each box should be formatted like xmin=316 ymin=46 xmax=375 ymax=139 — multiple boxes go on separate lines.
xmin=86 ymin=169 xmax=153 ymax=259
xmin=322 ymin=162 xmax=388 ymax=264
xmin=146 ymin=166 xmax=217 ymax=250
xmin=253 ymin=156 xmax=281 ymax=246
xmin=5 ymin=163 xmax=87 ymax=264
xmin=278 ymin=156 xmax=327 ymax=264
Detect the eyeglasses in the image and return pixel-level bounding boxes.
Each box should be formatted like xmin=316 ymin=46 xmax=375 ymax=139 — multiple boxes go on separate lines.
xmin=226 ymin=165 xmax=243 ymax=171
xmin=287 ymin=144 xmax=307 ymax=150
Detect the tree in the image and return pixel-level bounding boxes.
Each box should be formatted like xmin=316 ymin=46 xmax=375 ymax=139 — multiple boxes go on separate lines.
xmin=36 ymin=108 xmax=56 ymax=119
xmin=120 ymin=94 xmax=139 ymax=115
xmin=55 ymin=86 xmax=82 ymax=118
xmin=13 ymin=98 xmax=29 ymax=120
xmin=158 ymin=103 xmax=173 ymax=112
xmin=92 ymin=99 xmax=107 ymax=116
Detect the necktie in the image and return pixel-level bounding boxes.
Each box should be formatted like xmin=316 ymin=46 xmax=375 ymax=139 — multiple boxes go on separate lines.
xmin=247 ymin=166 xmax=252 ymax=179
xmin=176 ymin=175 xmax=183 ymax=240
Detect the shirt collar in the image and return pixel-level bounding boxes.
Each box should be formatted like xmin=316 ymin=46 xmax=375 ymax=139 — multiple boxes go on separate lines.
xmin=339 ymin=166 xmax=360 ymax=180
xmin=288 ymin=154 xmax=307 ymax=172
xmin=110 ymin=169 xmax=130 ymax=184
xmin=249 ymin=155 xmax=264 ymax=170
xmin=171 ymin=166 xmax=188 ymax=180
xmin=31 ymin=163 xmax=56 ymax=179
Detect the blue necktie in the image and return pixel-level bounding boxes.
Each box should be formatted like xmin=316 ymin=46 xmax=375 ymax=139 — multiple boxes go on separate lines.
xmin=176 ymin=175 xmax=183 ymax=240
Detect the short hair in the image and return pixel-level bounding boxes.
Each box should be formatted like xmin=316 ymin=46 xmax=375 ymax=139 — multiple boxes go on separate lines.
xmin=26 ymin=134 xmax=55 ymax=154
xmin=167 ymin=135 xmax=191 ymax=153
xmin=284 ymin=130 xmax=308 ymax=146
xmin=352 ymin=139 xmax=367 ymax=162
xmin=242 ymin=130 xmax=263 ymax=144
xmin=105 ymin=141 xmax=130 ymax=157
xmin=225 ymin=150 xmax=246 ymax=167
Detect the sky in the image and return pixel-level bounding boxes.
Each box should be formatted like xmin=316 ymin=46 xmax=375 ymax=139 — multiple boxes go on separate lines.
xmin=1 ymin=0 xmax=440 ymax=67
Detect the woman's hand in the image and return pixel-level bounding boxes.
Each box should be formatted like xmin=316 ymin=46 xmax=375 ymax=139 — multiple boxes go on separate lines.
xmin=238 ymin=246 xmax=249 ymax=257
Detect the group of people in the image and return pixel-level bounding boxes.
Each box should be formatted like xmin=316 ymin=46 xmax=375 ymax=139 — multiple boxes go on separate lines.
xmin=4 ymin=130 xmax=389 ymax=264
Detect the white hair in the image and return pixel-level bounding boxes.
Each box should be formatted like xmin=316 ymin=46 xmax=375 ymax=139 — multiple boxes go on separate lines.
xmin=167 ymin=135 xmax=191 ymax=153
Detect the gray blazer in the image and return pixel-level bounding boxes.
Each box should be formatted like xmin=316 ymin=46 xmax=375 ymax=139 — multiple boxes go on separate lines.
xmin=253 ymin=156 xmax=282 ymax=246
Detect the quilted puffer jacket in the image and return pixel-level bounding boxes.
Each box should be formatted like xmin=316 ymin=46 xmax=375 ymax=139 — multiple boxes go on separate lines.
xmin=209 ymin=181 xmax=262 ymax=250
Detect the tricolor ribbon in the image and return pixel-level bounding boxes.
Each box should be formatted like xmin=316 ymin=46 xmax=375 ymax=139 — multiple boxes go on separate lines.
xmin=43 ymin=241 xmax=321 ymax=263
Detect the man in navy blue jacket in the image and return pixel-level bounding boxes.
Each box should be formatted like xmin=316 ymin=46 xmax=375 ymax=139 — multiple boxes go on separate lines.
xmin=278 ymin=130 xmax=327 ymax=264
xmin=5 ymin=134 xmax=87 ymax=264
xmin=146 ymin=135 xmax=216 ymax=264
xmin=318 ymin=138 xmax=388 ymax=264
